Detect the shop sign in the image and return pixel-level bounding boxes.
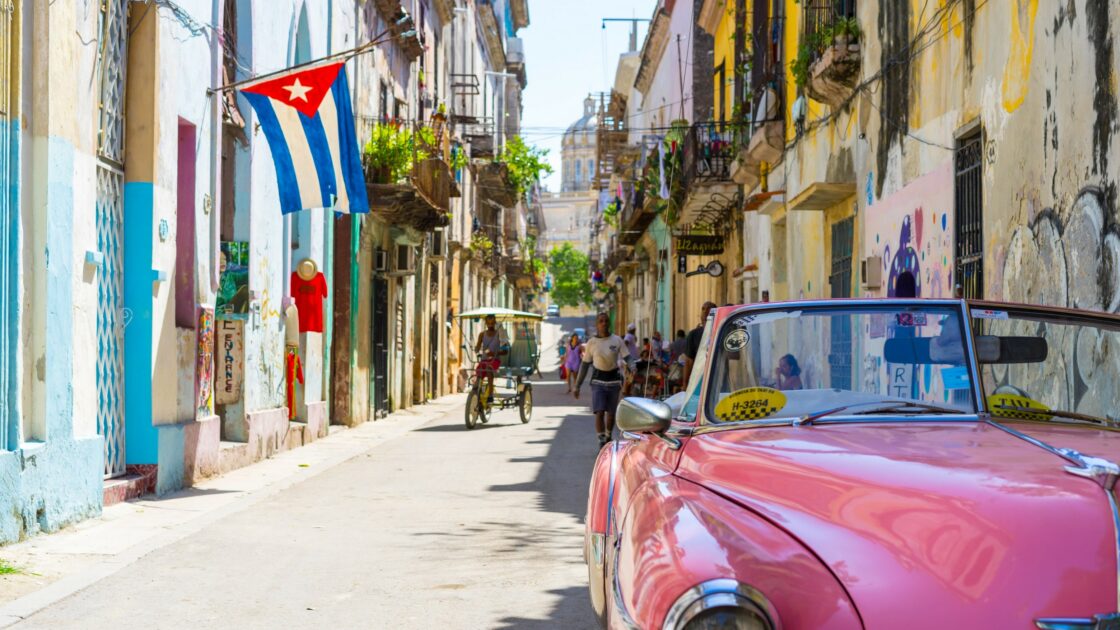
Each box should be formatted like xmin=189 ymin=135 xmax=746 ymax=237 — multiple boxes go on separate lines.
xmin=216 ymin=319 xmax=245 ymax=405
xmin=675 ymin=235 xmax=724 ymax=256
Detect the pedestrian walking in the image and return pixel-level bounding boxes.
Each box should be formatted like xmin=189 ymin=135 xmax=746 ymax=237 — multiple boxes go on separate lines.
xmin=564 ymin=332 xmax=583 ymax=393
xmin=623 ymin=323 xmax=640 ymax=360
xmin=576 ymin=312 xmax=636 ymax=449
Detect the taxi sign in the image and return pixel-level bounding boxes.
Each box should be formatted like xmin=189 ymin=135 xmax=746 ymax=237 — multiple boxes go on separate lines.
xmin=714 ymin=387 xmax=787 ymax=422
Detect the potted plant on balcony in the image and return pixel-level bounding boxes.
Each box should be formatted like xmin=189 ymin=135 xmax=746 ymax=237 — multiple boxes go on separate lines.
xmin=833 ymin=17 xmax=860 ymax=50
xmin=602 ymin=198 xmax=621 ymax=228
xmin=363 ymin=123 xmax=414 ymax=184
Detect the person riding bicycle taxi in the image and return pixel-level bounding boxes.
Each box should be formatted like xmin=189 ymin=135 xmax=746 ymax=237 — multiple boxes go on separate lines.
xmin=576 ymin=313 xmax=637 ymax=449
xmin=474 ymin=314 xmax=509 ymax=402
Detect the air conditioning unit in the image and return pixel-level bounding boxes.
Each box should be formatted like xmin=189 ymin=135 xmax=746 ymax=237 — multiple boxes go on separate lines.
xmin=374 ymin=248 xmax=389 ymax=273
xmin=390 ymin=244 xmax=416 ymax=276
xmin=429 ymin=228 xmax=447 ymax=260
xmin=861 ymin=256 xmax=883 ymax=289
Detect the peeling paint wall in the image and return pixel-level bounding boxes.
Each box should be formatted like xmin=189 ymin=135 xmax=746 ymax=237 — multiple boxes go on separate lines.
xmin=751 ymin=0 xmax=1120 ymax=316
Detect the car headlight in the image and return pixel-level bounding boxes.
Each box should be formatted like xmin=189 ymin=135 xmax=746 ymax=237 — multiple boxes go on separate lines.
xmin=663 ymin=579 xmax=778 ymax=630
xmin=682 ymin=605 xmax=771 ymax=630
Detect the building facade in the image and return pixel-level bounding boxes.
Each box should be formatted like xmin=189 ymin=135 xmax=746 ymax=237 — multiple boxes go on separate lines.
xmin=0 ymin=0 xmax=535 ymax=546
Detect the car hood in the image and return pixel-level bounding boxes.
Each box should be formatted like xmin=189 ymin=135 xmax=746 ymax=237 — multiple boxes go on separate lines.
xmin=675 ymin=421 xmax=1120 ymax=628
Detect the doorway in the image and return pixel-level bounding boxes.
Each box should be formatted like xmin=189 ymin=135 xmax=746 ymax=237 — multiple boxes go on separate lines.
xmin=371 ymin=275 xmax=389 ymax=418
xmin=828 ymin=216 xmax=854 ymax=390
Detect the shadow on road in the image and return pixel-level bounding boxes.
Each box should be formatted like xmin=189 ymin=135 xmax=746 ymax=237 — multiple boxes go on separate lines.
xmin=488 ymin=380 xmax=599 ymax=524
xmin=493 ymin=586 xmax=596 ymax=630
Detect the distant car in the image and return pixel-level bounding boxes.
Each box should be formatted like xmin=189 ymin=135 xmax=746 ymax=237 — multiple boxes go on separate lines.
xmin=587 ymin=298 xmax=1120 ymax=629
xmin=573 ymin=327 xmax=586 ymax=340
xmin=546 ymin=304 xmax=560 ymax=317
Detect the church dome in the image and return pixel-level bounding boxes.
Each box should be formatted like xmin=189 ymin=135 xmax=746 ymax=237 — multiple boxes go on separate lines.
xmin=564 ymin=96 xmax=598 ymax=138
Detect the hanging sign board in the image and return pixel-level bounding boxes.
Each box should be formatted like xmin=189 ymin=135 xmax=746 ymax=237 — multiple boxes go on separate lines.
xmin=216 ymin=319 xmax=245 ymax=405
xmin=675 ymin=235 xmax=724 ymax=256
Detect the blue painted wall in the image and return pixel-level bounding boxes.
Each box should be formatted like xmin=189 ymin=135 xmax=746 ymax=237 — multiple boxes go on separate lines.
xmin=0 ymin=136 xmax=102 ymax=544
xmin=123 ymin=181 xmax=158 ymax=465
xmin=1 ymin=119 xmax=19 ymax=450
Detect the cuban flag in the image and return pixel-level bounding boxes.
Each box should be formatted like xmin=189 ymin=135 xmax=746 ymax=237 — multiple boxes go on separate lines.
xmin=240 ymin=62 xmax=369 ymax=215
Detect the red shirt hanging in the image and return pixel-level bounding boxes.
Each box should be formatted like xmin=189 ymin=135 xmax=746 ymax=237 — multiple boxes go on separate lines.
xmin=290 ymin=272 xmax=328 ymax=332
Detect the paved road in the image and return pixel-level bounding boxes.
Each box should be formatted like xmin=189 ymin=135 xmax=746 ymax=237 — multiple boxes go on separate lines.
xmin=18 ymin=317 xmax=600 ymax=629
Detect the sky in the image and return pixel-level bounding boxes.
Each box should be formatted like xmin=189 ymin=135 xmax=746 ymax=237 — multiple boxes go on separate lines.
xmin=520 ymin=0 xmax=653 ymax=191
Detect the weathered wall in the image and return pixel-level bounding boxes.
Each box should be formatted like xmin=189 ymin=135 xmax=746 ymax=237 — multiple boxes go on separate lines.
xmin=1 ymin=0 xmax=104 ymax=544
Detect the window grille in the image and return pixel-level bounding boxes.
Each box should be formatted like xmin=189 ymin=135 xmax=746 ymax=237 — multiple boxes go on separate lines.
xmin=95 ymin=0 xmax=128 ymax=477
xmin=955 ymin=129 xmax=984 ymax=299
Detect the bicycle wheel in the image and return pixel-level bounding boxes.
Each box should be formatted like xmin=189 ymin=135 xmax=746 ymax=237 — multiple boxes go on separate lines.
xmin=519 ymin=385 xmax=533 ymax=424
xmin=465 ymin=387 xmax=482 ymax=430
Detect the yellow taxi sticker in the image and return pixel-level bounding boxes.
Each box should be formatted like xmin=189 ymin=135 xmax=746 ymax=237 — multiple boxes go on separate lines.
xmin=714 ymin=387 xmax=787 ymax=422
xmin=988 ymin=393 xmax=1052 ymax=421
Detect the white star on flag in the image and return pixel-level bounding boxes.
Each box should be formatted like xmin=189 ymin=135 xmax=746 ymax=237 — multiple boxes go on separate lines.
xmin=283 ymin=78 xmax=313 ymax=102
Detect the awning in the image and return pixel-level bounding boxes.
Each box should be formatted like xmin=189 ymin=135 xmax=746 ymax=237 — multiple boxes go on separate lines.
xmin=458 ymin=307 xmax=543 ymax=321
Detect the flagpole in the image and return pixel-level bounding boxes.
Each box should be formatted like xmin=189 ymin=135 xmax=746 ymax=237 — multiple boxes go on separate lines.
xmin=209 ymin=23 xmax=416 ymax=94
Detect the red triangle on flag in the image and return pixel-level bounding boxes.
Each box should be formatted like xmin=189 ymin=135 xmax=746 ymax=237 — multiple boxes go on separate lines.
xmin=241 ymin=62 xmax=344 ymax=119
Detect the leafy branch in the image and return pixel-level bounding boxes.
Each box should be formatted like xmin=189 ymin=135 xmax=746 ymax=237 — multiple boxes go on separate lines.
xmin=499 ymin=136 xmax=553 ymax=197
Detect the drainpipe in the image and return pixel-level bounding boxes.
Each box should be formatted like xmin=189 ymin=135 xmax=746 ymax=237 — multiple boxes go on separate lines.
xmin=208 ymin=0 xmax=223 ymax=294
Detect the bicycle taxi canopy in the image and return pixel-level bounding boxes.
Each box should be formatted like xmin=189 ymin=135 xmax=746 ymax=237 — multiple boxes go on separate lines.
xmin=457 ymin=307 xmax=542 ymax=377
xmin=457 ymin=307 xmax=544 ymax=322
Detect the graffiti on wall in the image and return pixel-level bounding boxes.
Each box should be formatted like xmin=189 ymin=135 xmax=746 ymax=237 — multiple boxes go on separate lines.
xmin=866 ymin=162 xmax=954 ymax=298
xmin=998 ymin=187 xmax=1120 ymax=311
xmin=196 ymin=307 xmax=215 ymax=416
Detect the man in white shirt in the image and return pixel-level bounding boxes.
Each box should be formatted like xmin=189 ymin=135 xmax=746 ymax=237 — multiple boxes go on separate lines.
xmin=577 ymin=312 xmax=636 ymax=448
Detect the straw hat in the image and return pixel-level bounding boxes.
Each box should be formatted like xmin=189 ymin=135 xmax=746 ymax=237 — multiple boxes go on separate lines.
xmin=296 ymin=258 xmax=318 ymax=281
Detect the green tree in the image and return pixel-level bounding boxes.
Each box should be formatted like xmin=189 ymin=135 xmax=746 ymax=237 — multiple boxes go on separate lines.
xmin=548 ymin=243 xmax=592 ymax=307
xmin=501 ymin=136 xmax=554 ymax=196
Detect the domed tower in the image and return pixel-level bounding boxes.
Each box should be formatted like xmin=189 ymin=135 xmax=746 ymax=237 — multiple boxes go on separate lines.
xmin=561 ymin=96 xmax=599 ymax=192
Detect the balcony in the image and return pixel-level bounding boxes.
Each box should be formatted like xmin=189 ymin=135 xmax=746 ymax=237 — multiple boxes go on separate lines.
xmin=506 ymin=37 xmax=526 ymax=86
xmin=745 ymin=87 xmax=784 ymax=166
xmin=370 ymin=0 xmax=423 ymax=60
xmin=802 ymin=1 xmax=861 ymax=108
xmin=364 ymin=123 xmax=454 ymax=232
xmin=678 ymin=122 xmax=738 ymax=228
xmin=475 ymin=161 xmax=519 ymax=208
xmin=730 ymin=13 xmax=786 ymax=188
xmin=477 ymin=0 xmax=507 ymax=71
xmin=510 ymin=0 xmax=530 ymax=30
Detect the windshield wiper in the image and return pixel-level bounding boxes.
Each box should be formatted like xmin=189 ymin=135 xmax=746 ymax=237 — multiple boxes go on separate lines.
xmin=991 ymin=404 xmax=1120 ymax=428
xmin=795 ymin=400 xmax=969 ymax=426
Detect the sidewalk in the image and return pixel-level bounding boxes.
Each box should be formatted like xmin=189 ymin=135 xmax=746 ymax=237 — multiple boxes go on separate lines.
xmin=0 ymin=395 xmax=466 ymax=627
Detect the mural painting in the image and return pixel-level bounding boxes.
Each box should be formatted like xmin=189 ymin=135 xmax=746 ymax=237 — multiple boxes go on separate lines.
xmin=865 ymin=161 xmax=955 ymax=299
xmin=197 ymin=307 xmax=215 ymax=416
xmin=863 ymin=162 xmax=957 ymax=403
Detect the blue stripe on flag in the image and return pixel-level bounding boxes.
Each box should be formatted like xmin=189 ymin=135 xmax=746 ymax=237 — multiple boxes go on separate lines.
xmin=299 ymin=111 xmax=337 ymax=208
xmin=331 ymin=69 xmax=369 ymax=214
xmin=241 ymin=91 xmax=303 ymax=214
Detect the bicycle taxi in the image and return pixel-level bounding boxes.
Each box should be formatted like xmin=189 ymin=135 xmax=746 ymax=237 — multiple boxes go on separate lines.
xmin=457 ymin=307 xmax=542 ymax=430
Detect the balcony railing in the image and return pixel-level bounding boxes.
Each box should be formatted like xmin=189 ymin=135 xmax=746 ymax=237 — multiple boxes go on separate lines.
xmin=682 ymin=122 xmax=735 ymax=191
xmin=803 ymin=0 xmax=857 ymax=66
xmin=361 ymin=120 xmax=454 ymax=231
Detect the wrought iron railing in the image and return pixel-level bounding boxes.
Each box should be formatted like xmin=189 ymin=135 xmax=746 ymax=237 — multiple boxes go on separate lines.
xmin=802 ymin=0 xmax=857 ymax=65
xmin=682 ymin=122 xmax=735 ymax=191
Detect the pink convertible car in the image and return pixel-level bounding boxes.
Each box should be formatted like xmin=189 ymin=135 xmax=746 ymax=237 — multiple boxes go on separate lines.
xmin=586 ymin=299 xmax=1120 ymax=629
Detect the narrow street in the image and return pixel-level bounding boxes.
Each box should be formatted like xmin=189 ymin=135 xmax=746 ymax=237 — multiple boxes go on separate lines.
xmin=6 ymin=319 xmax=599 ymax=629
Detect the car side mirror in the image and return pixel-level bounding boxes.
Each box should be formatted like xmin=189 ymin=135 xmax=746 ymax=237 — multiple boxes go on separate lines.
xmin=616 ymin=397 xmax=672 ymax=434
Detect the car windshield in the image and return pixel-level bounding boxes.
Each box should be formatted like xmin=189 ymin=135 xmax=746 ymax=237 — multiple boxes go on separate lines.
xmin=705 ymin=304 xmax=978 ymax=423
xmin=971 ymin=305 xmax=1120 ymax=425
